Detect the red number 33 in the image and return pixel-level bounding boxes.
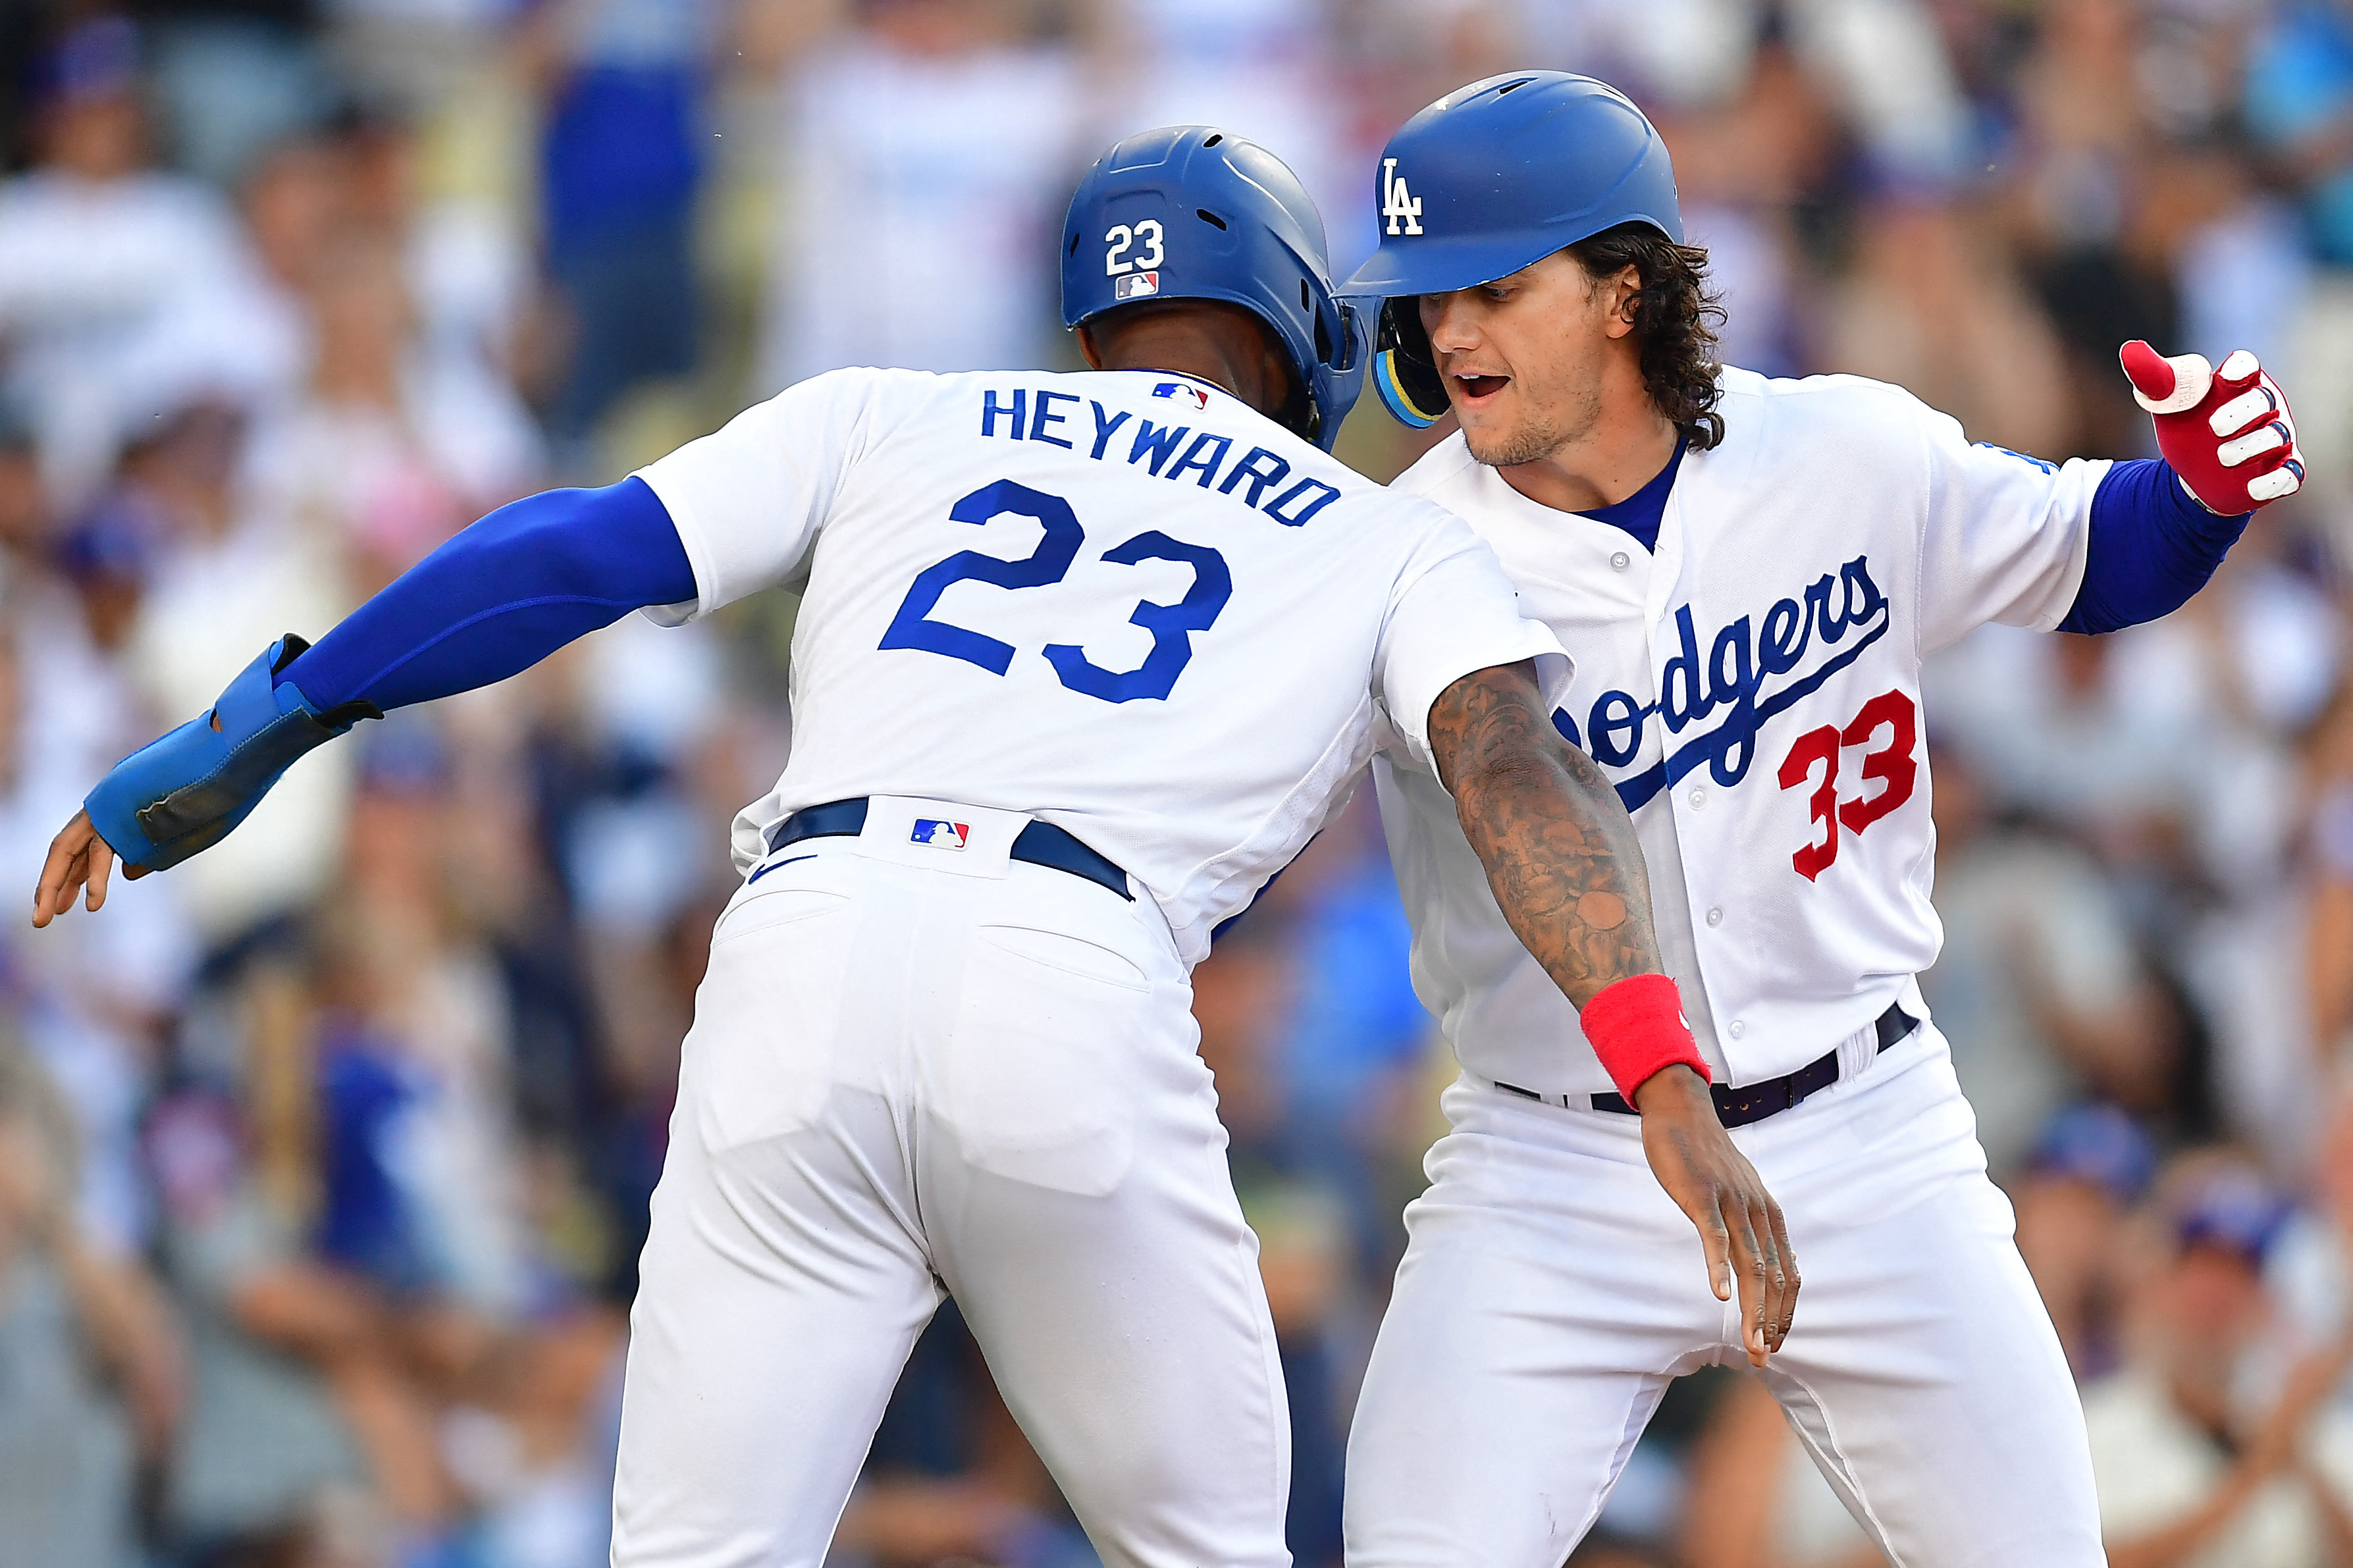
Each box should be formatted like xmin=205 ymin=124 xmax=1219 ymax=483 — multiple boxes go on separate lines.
xmin=1773 ymin=689 xmax=1918 ymax=881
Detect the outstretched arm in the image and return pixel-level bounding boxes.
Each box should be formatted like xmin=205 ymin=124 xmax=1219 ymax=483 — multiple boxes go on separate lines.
xmin=33 ymin=478 xmax=695 ymax=925
xmin=278 ymin=475 xmax=694 ymax=714
xmin=1428 ymin=660 xmax=1797 ymax=1364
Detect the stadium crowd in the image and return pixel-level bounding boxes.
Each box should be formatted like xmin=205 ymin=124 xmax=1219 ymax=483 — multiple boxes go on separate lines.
xmin=1 ymin=0 xmax=2352 ymax=1565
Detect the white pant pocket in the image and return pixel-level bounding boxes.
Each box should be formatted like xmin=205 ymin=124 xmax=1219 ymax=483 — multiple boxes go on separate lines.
xmin=687 ymin=895 xmax=856 ymax=1151
xmin=934 ymin=926 xmax=1157 ymax=1196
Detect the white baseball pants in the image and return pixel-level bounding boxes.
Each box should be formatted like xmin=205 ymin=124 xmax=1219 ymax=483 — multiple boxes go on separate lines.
xmin=610 ymin=800 xmax=1290 ymax=1568
xmin=1346 ymin=1022 xmax=2107 ymax=1568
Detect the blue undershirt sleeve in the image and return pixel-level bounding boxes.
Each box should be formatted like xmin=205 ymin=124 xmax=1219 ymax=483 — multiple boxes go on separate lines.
xmin=278 ymin=475 xmax=699 ymax=713
xmin=2058 ymin=459 xmax=2251 ymax=636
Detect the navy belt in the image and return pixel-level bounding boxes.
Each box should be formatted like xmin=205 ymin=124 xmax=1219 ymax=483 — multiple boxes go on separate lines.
xmin=762 ymin=798 xmax=1133 ymax=902
xmin=1512 ymin=1002 xmax=1917 ymax=1128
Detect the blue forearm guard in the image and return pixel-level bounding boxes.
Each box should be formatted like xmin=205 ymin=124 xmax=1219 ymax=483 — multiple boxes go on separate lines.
xmin=86 ymin=635 xmax=381 ymax=872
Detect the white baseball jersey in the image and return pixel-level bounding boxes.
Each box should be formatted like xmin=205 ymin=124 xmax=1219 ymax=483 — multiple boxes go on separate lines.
xmin=1376 ymin=367 xmax=2107 ymax=1095
xmin=633 ymin=365 xmax=1567 ymax=964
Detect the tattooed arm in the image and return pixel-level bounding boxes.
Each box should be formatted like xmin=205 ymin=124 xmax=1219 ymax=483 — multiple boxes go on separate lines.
xmin=1427 ymin=660 xmax=1657 ymax=1008
xmin=1427 ymin=661 xmax=1797 ymax=1363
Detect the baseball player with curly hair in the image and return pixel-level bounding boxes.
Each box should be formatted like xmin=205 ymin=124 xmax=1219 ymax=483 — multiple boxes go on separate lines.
xmin=1340 ymin=72 xmax=2305 ymax=1568
xmin=30 ymin=126 xmax=1797 ymax=1568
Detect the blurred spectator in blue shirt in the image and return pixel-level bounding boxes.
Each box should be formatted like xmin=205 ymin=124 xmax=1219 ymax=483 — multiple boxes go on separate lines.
xmin=2246 ymin=0 xmax=2353 ymax=523
xmin=525 ymin=0 xmax=714 ymax=465
xmin=2246 ymin=1 xmax=2353 ymax=270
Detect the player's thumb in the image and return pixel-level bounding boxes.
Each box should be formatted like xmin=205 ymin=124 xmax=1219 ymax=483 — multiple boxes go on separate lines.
xmin=2120 ymin=340 xmax=2211 ymax=415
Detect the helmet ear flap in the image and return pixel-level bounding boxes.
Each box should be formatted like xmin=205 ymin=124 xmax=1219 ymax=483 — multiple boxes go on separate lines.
xmin=1373 ymin=299 xmax=1449 ymax=428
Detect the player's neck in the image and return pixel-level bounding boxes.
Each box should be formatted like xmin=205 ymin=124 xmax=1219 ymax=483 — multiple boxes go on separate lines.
xmin=1498 ymin=396 xmax=1678 ymax=516
xmin=1088 ymin=313 xmax=1289 ymax=425
xmin=1109 ymin=352 xmax=1238 ymax=399
xmin=1092 ymin=332 xmax=1280 ymax=421
xmin=1099 ymin=346 xmax=1260 ymax=411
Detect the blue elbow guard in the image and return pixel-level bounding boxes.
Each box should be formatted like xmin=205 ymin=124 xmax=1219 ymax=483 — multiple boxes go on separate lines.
xmin=86 ymin=635 xmax=381 ymax=872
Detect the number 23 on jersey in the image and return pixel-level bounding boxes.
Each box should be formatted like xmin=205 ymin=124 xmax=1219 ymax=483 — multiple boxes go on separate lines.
xmin=879 ymin=478 xmax=1233 ymax=704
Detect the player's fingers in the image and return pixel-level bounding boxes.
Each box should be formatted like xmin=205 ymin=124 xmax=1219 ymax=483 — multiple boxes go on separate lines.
xmin=1754 ymin=1198 xmax=1797 ymax=1351
xmin=1766 ymin=1198 xmax=1800 ymax=1349
xmin=2250 ymin=461 xmax=2306 ymax=504
xmin=2220 ymin=420 xmax=2289 ymax=469
xmin=2218 ymin=348 xmax=2261 ymax=386
xmin=2211 ymin=383 xmax=2283 ymax=438
xmin=34 ymin=847 xmax=86 ymax=929
xmin=1723 ymin=1197 xmax=1774 ymax=1367
xmin=2120 ymin=342 xmax=2209 ymax=413
xmin=84 ymin=839 xmax=113 ymax=913
xmin=1739 ymin=1209 xmax=1779 ymax=1366
xmin=2119 ymin=339 xmax=2174 ymax=402
xmin=1748 ymin=1208 xmax=1787 ymax=1365
xmin=1691 ymin=1186 xmax=1734 ymax=1304
xmin=32 ymin=818 xmax=94 ymax=928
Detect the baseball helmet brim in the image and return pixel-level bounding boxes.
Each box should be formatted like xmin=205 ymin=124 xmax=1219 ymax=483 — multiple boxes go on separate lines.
xmin=1342 ymin=232 xmax=1566 ymax=300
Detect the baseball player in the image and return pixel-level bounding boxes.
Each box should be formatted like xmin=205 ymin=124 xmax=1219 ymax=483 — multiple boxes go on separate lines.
xmin=1337 ymin=73 xmax=2307 ymax=1568
xmin=30 ymin=128 xmax=1795 ymax=1568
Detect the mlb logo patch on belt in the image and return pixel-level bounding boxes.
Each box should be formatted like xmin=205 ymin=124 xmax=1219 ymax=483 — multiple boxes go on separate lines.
xmin=911 ymin=819 xmax=970 ymax=850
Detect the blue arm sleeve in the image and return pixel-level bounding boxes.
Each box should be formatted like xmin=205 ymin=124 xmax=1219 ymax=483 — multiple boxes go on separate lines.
xmin=2057 ymin=459 xmax=2251 ymax=636
xmin=279 ymin=476 xmax=698 ymax=712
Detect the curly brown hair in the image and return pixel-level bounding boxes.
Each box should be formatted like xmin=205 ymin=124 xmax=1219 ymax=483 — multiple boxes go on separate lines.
xmin=1566 ymin=223 xmax=1728 ymax=452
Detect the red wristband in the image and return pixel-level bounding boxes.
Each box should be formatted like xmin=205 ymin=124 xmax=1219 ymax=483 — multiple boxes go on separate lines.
xmin=1580 ymin=974 xmax=1711 ymax=1103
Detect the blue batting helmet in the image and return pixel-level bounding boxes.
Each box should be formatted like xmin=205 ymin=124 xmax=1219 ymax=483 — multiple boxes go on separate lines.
xmin=1062 ymin=126 xmax=1363 ymax=452
xmin=1342 ymin=72 xmax=1684 ymax=427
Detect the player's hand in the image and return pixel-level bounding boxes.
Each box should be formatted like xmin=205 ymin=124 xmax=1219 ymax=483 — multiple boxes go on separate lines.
xmin=1634 ymin=1065 xmax=1797 ymax=1366
xmin=31 ymin=810 xmax=142 ymax=928
xmin=2120 ymin=341 xmax=2304 ymax=515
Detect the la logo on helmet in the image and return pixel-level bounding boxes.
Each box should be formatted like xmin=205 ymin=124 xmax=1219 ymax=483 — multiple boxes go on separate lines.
xmin=1381 ymin=159 xmax=1423 ymax=236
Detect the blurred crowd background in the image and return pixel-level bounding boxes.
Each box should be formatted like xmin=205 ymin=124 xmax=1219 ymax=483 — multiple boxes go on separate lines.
xmin=2 ymin=0 xmax=2353 ymax=1565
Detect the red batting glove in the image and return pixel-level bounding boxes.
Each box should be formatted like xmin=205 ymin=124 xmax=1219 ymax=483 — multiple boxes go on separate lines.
xmin=2120 ymin=340 xmax=2304 ymax=515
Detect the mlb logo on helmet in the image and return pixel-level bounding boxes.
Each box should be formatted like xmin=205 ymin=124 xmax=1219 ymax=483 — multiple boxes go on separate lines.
xmin=911 ymin=820 xmax=970 ymax=850
xmin=1115 ymin=270 xmax=1160 ymax=301
xmin=1153 ymin=381 xmax=1210 ymax=409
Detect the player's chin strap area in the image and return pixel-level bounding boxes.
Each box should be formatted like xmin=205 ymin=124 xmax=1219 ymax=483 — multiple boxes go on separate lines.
xmin=1371 ymin=299 xmax=1450 ymax=429
xmin=763 ymin=797 xmax=1134 ymax=902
